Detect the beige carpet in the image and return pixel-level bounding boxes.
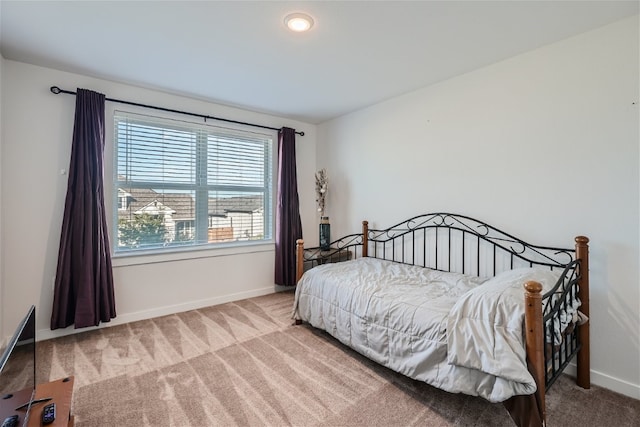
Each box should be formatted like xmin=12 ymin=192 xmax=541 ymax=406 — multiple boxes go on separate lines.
xmin=37 ymin=291 xmax=639 ymax=426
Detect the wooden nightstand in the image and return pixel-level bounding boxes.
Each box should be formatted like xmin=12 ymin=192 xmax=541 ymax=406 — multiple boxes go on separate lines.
xmin=303 ymin=247 xmax=352 ymax=271
xmin=1 ymin=377 xmax=74 ymax=427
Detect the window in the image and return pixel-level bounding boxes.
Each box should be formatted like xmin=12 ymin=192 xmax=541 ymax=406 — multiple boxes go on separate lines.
xmin=114 ymin=111 xmax=273 ymax=254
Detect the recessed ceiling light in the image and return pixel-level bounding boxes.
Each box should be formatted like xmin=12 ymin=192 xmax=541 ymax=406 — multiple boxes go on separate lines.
xmin=284 ymin=12 xmax=314 ymax=32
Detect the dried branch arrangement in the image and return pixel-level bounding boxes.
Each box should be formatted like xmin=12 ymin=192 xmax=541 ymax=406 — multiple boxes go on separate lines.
xmin=315 ymin=168 xmax=328 ymax=217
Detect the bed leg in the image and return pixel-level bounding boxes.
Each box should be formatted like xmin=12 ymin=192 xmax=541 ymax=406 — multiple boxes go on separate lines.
xmin=575 ymin=236 xmax=590 ymax=389
xmin=296 ymin=239 xmax=305 ymax=283
xmin=362 ymin=220 xmax=369 ymax=257
xmin=524 ymin=280 xmax=546 ymax=424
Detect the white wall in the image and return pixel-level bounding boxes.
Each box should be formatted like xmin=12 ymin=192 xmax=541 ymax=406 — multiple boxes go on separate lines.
xmin=318 ymin=16 xmax=640 ymax=398
xmin=0 ymin=60 xmax=317 ymax=341
xmin=0 ymin=54 xmax=4 ymax=337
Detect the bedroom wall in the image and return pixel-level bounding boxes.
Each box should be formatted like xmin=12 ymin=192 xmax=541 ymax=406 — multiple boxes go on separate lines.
xmin=0 ymin=54 xmax=4 ymax=339
xmin=317 ymin=16 xmax=639 ymax=398
xmin=0 ymin=60 xmax=317 ymax=342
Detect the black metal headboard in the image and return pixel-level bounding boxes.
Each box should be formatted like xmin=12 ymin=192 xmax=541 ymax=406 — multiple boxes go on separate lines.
xmin=303 ymin=212 xmax=577 ymax=274
xmin=366 ymin=213 xmax=576 ymax=274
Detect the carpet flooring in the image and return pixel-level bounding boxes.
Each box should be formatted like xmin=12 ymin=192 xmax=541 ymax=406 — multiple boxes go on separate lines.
xmin=36 ymin=291 xmax=639 ymax=426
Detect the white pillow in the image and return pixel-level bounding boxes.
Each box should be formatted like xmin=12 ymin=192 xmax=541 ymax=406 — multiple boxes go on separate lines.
xmin=483 ymin=267 xmax=561 ymax=294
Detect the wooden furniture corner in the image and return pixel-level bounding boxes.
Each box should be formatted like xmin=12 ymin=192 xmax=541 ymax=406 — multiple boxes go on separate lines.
xmin=1 ymin=377 xmax=74 ymax=427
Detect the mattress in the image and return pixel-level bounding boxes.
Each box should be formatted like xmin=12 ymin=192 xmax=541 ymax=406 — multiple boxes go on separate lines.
xmin=293 ymin=257 xmax=562 ymax=402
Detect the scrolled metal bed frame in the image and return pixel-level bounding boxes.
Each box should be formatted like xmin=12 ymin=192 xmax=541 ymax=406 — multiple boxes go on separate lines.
xmin=295 ymin=212 xmax=590 ymax=424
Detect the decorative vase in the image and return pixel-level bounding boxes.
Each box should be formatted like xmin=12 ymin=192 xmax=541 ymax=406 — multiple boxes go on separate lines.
xmin=319 ymin=216 xmax=331 ymax=250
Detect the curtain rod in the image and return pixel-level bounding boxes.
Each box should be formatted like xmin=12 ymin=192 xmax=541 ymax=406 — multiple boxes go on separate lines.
xmin=49 ymin=86 xmax=305 ymax=136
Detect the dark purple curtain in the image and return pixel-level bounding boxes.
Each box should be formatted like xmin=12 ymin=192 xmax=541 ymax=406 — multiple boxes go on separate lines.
xmin=274 ymin=127 xmax=303 ymax=286
xmin=51 ymin=88 xmax=116 ymax=330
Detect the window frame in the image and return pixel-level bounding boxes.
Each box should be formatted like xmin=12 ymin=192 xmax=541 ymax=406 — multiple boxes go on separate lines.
xmin=110 ymin=110 xmax=276 ymax=260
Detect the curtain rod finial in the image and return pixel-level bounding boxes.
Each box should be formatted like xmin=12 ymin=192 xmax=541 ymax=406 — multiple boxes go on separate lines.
xmin=50 ymin=86 xmax=61 ymax=94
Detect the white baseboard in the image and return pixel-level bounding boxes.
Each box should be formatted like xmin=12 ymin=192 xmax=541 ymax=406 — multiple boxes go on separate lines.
xmin=563 ymin=364 xmax=640 ymax=400
xmin=37 ymin=286 xmax=276 ymax=341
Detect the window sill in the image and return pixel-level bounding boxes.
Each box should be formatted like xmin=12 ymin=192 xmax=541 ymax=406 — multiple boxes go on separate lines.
xmin=112 ymin=240 xmax=275 ymax=267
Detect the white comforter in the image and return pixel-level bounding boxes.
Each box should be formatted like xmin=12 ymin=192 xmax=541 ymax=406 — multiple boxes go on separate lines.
xmin=293 ymin=258 xmax=561 ymax=402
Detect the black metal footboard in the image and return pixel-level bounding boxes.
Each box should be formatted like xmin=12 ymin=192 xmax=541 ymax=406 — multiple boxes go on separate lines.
xmin=542 ymin=260 xmax=583 ymax=389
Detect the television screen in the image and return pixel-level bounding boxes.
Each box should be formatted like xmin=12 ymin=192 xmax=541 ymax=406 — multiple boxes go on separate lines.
xmin=0 ymin=305 xmax=36 ymax=425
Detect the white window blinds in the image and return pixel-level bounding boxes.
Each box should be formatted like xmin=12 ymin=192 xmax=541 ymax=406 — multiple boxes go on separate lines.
xmin=114 ymin=111 xmax=273 ymax=253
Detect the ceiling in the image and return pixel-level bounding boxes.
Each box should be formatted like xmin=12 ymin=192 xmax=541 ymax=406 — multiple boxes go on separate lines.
xmin=1 ymin=1 xmax=638 ymax=124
